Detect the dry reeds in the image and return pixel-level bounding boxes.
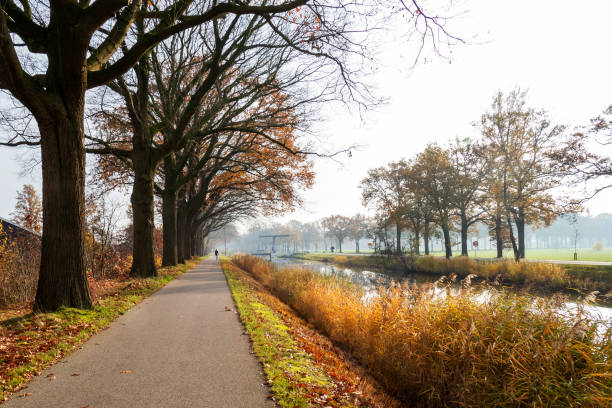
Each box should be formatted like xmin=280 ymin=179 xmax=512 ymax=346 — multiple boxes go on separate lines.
xmin=414 ymin=255 xmax=569 ymax=289
xmin=233 ymin=254 xmax=612 ymax=407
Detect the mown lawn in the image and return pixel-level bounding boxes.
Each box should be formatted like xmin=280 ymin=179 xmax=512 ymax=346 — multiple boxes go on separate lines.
xmin=427 ymin=248 xmax=612 ymax=262
xmin=300 ymin=248 xmax=612 ymax=262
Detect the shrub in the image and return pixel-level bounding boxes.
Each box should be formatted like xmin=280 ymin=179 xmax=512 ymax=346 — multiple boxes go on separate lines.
xmin=233 ymin=254 xmax=611 ymax=407
xmin=0 ymin=224 xmax=40 ymax=306
xmin=592 ymin=242 xmax=604 ymax=251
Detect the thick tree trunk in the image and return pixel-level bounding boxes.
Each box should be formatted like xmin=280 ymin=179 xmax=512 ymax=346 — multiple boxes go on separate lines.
xmin=338 ymin=238 xmax=343 ymax=253
xmin=35 ymin=113 xmax=92 ymax=312
xmin=460 ymin=211 xmax=469 ymax=256
xmin=130 ymin=158 xmax=157 ymax=277
xmin=414 ymin=230 xmax=420 ymax=256
xmin=355 ymin=239 xmax=359 ymax=253
xmin=161 ymin=190 xmax=178 ymax=266
xmin=442 ymin=225 xmax=452 ymax=259
xmin=33 ymin=14 xmax=93 ymax=312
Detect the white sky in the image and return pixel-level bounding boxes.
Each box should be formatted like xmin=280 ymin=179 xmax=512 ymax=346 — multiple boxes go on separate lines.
xmin=1 ymin=0 xmax=611 ymax=226
xmin=271 ymin=0 xmax=612 ymax=225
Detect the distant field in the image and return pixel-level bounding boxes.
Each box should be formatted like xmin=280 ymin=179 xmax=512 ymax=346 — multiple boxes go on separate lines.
xmin=426 ymin=248 xmax=612 ymax=262
xmin=310 ymin=248 xmax=612 ymax=262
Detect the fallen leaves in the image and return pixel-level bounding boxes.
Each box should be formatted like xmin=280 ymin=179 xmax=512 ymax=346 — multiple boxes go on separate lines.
xmin=222 ymin=260 xmax=399 ymax=408
xmin=0 ymin=260 xmax=198 ymax=401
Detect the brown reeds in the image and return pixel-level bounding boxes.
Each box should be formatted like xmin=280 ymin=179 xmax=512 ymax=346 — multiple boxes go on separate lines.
xmin=413 ymin=256 xmax=569 ymax=288
xmin=233 ymin=254 xmax=612 ymax=407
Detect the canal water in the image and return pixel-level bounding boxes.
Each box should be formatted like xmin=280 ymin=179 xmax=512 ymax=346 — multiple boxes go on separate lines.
xmin=272 ymin=258 xmax=612 ymax=325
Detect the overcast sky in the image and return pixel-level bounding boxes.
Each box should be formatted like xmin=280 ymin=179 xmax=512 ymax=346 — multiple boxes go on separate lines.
xmin=1 ymin=0 xmax=611 ymax=228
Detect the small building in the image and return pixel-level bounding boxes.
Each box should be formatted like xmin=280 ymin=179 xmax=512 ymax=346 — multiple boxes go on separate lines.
xmin=0 ymin=216 xmax=41 ymax=243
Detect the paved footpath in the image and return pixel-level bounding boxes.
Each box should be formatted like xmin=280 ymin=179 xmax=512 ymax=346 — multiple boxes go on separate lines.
xmin=5 ymin=258 xmax=274 ymax=408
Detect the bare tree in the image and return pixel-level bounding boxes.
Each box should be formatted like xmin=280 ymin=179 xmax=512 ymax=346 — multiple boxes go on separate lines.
xmin=478 ymin=89 xmax=567 ymax=260
xmin=321 ymin=215 xmax=353 ymax=252
xmin=1 ymin=0 xmax=462 ymax=311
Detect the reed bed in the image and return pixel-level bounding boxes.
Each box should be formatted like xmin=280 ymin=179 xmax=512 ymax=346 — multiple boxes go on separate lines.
xmin=233 ymin=254 xmax=611 ymax=407
xmin=412 ymin=256 xmax=569 ymax=288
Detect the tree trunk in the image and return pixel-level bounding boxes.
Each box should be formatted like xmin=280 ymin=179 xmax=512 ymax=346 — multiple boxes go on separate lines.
xmin=495 ymin=216 xmax=503 ymax=258
xmin=161 ymin=190 xmax=178 ymax=266
xmin=34 ymin=113 xmax=93 ymax=312
xmin=183 ymin=217 xmax=193 ymax=262
xmin=423 ymin=222 xmax=430 ymax=255
xmin=33 ymin=15 xmax=93 ymax=311
xmin=414 ymin=230 xmax=420 ymax=256
xmin=396 ymin=224 xmax=402 ymax=254
xmin=516 ymin=208 xmax=526 ymax=259
xmin=460 ymin=211 xmax=469 ymax=256
xmin=177 ymin=200 xmax=186 ymax=264
xmin=506 ymin=214 xmax=520 ymax=262
xmin=442 ymin=225 xmax=452 ymax=259
xmin=338 ymin=238 xmax=343 ymax=253
xmin=130 ymin=158 xmax=157 ymax=277
xmin=355 ymin=239 xmax=359 ymax=253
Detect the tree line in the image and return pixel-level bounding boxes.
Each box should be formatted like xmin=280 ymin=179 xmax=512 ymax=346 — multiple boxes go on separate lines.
xmin=361 ymin=90 xmax=611 ymax=260
xmin=0 ymin=1 xmax=462 ymax=311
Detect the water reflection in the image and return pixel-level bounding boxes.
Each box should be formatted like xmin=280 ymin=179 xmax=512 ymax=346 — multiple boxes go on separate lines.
xmin=273 ymin=258 xmax=612 ymax=325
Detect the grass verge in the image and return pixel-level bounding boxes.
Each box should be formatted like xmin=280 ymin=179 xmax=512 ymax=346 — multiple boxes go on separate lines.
xmin=0 ymin=258 xmax=202 ymax=401
xmin=221 ymin=257 xmax=400 ymax=408
xmin=235 ymin=254 xmax=612 ymax=408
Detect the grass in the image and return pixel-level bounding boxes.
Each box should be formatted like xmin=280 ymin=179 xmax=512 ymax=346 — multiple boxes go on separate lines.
xmin=221 ymin=257 xmax=399 ymax=408
xmin=427 ymin=248 xmax=612 ymax=262
xmin=0 ymin=258 xmax=202 ymax=401
xmin=300 ymin=248 xmax=612 ymax=262
xmin=234 ymin=254 xmax=612 ymax=408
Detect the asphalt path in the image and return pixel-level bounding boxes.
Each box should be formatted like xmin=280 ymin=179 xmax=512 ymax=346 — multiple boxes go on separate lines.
xmin=5 ymin=258 xmax=274 ymax=408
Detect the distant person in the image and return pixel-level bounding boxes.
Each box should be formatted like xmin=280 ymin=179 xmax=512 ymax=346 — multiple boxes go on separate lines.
xmin=330 ymin=246 xmax=335 ymax=253
xmin=214 ymin=249 xmax=219 ymax=260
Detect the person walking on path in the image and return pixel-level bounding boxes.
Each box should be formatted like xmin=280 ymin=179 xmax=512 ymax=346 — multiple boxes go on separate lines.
xmin=215 ymin=249 xmax=219 ymax=260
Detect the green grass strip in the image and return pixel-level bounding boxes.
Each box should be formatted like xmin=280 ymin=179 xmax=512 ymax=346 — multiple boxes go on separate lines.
xmin=222 ymin=260 xmax=350 ymax=408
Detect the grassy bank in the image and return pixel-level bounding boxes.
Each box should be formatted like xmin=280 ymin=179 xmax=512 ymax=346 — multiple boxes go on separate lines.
xmin=0 ymin=258 xmax=201 ymax=401
xmin=290 ymin=253 xmax=612 ymax=297
xmin=221 ymin=258 xmax=399 ymax=408
xmin=429 ymin=248 xmax=612 ymax=262
xmin=235 ymin=254 xmax=612 ymax=407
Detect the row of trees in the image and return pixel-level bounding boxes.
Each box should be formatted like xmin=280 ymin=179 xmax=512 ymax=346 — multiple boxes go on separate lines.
xmin=361 ymin=90 xmax=610 ymax=260
xmin=232 ymin=214 xmax=373 ymax=254
xmin=0 ymin=0 xmax=460 ymax=312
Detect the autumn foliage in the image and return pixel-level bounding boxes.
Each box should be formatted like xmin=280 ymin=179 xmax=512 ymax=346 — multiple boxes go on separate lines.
xmin=233 ymin=254 xmax=611 ymax=407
